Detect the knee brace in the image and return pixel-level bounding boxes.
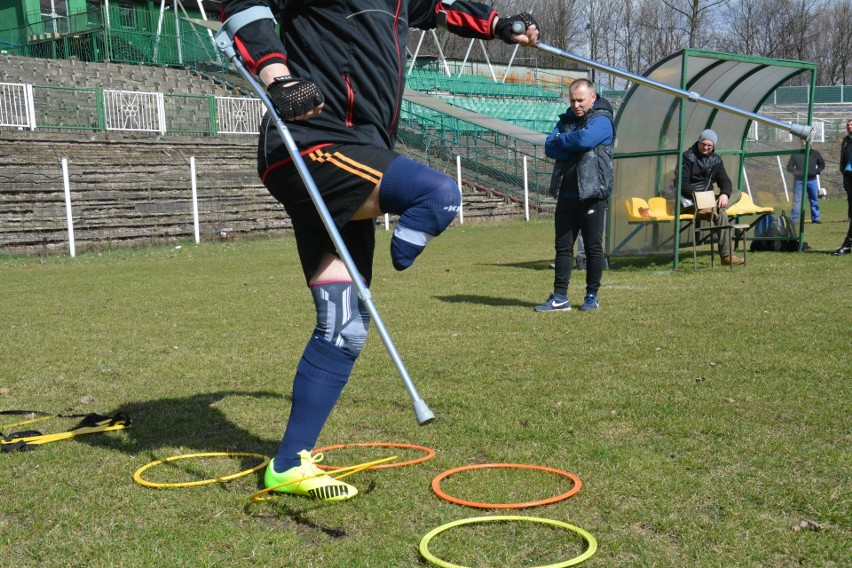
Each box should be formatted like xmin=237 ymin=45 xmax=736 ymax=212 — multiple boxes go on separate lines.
xmin=379 ymin=156 xmax=461 ymax=271
xmin=310 ymin=281 xmax=371 ymax=358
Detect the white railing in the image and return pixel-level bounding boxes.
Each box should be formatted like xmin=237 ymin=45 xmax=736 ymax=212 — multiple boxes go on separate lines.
xmin=0 ymin=82 xmax=36 ymax=130
xmin=103 ymin=89 xmax=167 ymax=134
xmin=216 ymin=96 xmax=263 ymax=134
xmin=2 ymin=81 xmax=261 ymax=136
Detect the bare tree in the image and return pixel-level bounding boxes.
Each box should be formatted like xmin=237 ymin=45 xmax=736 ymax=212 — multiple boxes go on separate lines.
xmin=612 ymin=0 xmax=641 ymax=74
xmin=662 ymin=0 xmax=730 ymax=47
xmin=811 ymin=0 xmax=852 ymax=84
xmin=411 ymin=0 xmax=852 ymax=92
xmin=776 ymin=0 xmax=823 ymax=61
xmin=523 ymin=0 xmax=586 ymax=68
xmin=635 ymin=0 xmax=691 ymax=69
xmin=721 ymin=0 xmax=788 ymax=55
xmin=585 ymin=3 xmax=625 ymax=90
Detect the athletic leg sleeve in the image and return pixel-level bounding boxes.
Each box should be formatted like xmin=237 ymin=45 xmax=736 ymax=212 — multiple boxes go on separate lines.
xmin=379 ymin=156 xmax=461 ymax=271
xmin=310 ymin=281 xmax=371 ymax=357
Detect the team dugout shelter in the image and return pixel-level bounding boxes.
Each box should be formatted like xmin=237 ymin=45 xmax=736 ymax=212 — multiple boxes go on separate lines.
xmin=608 ymin=48 xmax=817 ymax=268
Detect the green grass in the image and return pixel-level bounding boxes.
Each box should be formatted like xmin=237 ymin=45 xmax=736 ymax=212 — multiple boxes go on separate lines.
xmin=0 ymin=200 xmax=849 ymax=567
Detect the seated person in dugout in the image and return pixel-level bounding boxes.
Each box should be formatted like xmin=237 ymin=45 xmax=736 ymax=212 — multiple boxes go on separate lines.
xmin=678 ymin=129 xmax=744 ymax=266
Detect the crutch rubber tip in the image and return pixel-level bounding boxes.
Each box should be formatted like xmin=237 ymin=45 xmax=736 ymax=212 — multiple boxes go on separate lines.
xmin=413 ymin=399 xmax=435 ymax=426
xmin=790 ymin=124 xmax=812 ymax=140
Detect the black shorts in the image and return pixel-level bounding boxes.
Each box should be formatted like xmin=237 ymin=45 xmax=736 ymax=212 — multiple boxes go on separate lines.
xmin=262 ymin=143 xmax=399 ymax=285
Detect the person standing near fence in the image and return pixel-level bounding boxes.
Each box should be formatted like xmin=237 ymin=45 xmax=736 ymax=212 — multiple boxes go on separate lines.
xmin=833 ymin=119 xmax=852 ymax=255
xmin=786 ymin=139 xmax=824 ymax=224
xmin=219 ymin=0 xmax=539 ymax=501
xmin=535 ymin=79 xmax=614 ymax=312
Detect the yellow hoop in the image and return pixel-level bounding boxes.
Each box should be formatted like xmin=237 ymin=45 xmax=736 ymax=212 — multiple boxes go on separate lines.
xmin=133 ymin=452 xmax=270 ymax=489
xmin=419 ymin=515 xmax=597 ymax=568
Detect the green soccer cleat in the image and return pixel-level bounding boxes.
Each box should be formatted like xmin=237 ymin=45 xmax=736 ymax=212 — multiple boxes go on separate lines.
xmin=264 ymin=450 xmax=358 ymax=501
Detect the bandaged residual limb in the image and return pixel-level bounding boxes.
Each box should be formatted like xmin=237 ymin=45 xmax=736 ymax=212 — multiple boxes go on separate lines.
xmin=214 ymin=7 xmax=434 ymax=426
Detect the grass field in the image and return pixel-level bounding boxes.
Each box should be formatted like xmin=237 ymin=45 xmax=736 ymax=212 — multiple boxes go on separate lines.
xmin=0 ymin=199 xmax=849 ymax=567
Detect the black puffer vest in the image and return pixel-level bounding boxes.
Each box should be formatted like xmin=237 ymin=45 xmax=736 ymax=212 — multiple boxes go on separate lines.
xmin=547 ymin=98 xmax=614 ymax=200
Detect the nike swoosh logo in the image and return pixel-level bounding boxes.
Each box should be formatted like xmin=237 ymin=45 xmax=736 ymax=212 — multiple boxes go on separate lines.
xmin=552 ymin=301 xmax=569 ymax=308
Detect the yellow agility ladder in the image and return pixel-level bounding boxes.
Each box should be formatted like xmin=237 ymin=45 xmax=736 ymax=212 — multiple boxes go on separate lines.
xmin=1 ymin=410 xmax=130 ymax=453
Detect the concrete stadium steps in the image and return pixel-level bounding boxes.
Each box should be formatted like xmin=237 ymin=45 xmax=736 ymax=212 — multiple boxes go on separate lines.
xmin=1 ymin=55 xmax=238 ymax=96
xmin=0 ymin=132 xmax=287 ymax=255
xmin=1 ymin=131 xmax=521 ymax=256
xmin=1 ymin=55 xmax=526 ymax=256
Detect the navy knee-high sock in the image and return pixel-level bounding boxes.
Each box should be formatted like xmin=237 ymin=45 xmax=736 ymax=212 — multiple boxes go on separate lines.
xmin=273 ymin=335 xmax=355 ymax=472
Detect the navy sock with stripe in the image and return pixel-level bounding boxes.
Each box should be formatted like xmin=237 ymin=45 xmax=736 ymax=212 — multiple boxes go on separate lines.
xmin=379 ymin=156 xmax=460 ymax=271
xmin=272 ymin=336 xmax=355 ymax=472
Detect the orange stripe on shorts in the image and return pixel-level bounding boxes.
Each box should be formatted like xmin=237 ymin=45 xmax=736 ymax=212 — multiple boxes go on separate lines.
xmin=309 ymin=150 xmax=383 ymax=185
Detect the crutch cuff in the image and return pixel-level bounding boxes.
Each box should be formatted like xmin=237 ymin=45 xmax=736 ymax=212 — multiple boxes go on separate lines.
xmin=215 ymin=6 xmax=277 ymax=57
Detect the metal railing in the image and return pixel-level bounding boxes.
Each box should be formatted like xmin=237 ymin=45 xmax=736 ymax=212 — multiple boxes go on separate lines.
xmin=1 ymin=81 xmax=262 ymax=136
xmin=0 ymin=82 xmax=35 ymax=129
xmin=216 ymin=96 xmax=264 ymax=135
xmin=103 ymin=89 xmax=166 ymax=133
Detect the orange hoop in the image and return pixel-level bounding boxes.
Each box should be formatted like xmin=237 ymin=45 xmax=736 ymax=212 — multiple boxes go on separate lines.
xmin=431 ymin=463 xmax=582 ymax=509
xmin=311 ymin=442 xmax=436 ymax=470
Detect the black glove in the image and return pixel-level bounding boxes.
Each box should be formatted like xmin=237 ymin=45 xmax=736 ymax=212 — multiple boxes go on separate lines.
xmin=266 ymin=75 xmax=324 ymax=120
xmin=494 ymin=13 xmax=538 ymax=44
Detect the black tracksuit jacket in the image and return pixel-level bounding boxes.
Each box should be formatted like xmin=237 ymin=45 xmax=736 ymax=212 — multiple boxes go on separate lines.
xmin=221 ymin=0 xmax=497 ymax=157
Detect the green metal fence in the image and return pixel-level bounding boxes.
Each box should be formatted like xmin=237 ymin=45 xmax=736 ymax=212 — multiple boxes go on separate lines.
xmin=32 ymin=85 xmax=103 ymax=131
xmin=2 ymin=6 xmax=225 ymax=70
xmin=24 ymin=84 xmax=220 ymax=134
xmin=11 ymin=83 xmax=552 ymax=209
xmin=398 ymin=100 xmax=553 ymax=208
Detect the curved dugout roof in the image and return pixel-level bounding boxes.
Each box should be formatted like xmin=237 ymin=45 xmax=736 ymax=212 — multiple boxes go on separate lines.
xmin=610 ymin=48 xmax=816 ymax=264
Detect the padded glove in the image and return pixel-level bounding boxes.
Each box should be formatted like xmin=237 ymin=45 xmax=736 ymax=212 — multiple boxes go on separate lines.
xmin=494 ymin=13 xmax=538 ymax=44
xmin=266 ymin=75 xmax=324 ymax=120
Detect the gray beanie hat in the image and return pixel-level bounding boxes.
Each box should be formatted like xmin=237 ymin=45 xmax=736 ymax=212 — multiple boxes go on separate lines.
xmin=698 ymin=129 xmax=718 ymax=145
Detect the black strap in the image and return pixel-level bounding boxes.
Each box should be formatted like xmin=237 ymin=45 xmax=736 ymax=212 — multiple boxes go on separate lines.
xmin=0 ymin=410 xmax=53 ymax=418
xmin=1 ymin=440 xmax=37 ymax=453
xmin=72 ymin=412 xmax=131 ymax=429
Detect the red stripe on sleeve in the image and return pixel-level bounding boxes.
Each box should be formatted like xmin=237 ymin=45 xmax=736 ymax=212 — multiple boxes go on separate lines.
xmin=444 ymin=10 xmax=492 ymax=37
xmin=234 ymin=37 xmax=258 ymax=73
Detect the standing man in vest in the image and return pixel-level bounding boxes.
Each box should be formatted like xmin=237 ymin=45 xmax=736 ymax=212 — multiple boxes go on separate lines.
xmin=679 ymin=129 xmax=744 ymax=266
xmin=833 ymin=118 xmax=852 ymax=255
xmin=536 ymin=79 xmax=614 ymax=312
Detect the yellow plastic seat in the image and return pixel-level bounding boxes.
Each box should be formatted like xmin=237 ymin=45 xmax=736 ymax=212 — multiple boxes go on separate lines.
xmin=651 ymin=196 xmax=694 ymax=220
xmin=647 ymin=197 xmax=676 ymax=221
xmin=625 ymin=197 xmax=653 ymax=222
xmin=726 ymin=192 xmax=773 ymax=216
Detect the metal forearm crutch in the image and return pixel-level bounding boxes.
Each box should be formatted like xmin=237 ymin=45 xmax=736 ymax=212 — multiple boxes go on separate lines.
xmin=214 ymin=7 xmax=434 ymax=425
xmin=510 ymin=22 xmax=812 ymax=140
